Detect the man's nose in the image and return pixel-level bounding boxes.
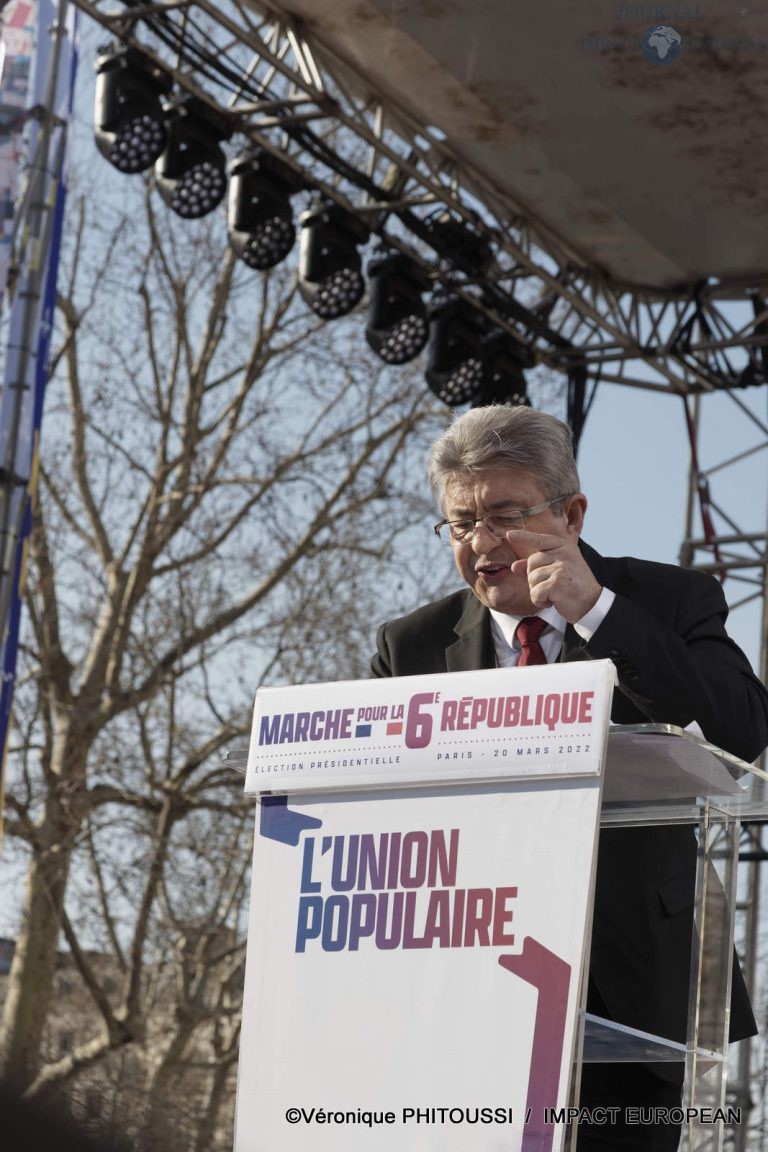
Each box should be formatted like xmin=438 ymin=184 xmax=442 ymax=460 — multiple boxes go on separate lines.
xmin=470 ymin=519 xmax=502 ymax=552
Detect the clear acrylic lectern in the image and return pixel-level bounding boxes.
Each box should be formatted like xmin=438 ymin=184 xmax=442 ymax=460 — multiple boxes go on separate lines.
xmin=578 ymin=723 xmax=768 ymax=1152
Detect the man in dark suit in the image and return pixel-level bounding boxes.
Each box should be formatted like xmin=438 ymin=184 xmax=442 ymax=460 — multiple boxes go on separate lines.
xmin=372 ymin=405 xmax=768 ymax=1150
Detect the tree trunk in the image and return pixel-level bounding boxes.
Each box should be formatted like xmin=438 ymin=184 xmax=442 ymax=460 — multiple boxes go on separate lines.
xmin=193 ymin=1054 xmax=235 ymax=1152
xmin=0 ymin=723 xmax=87 ymax=1090
xmin=142 ymin=1021 xmax=198 ymax=1143
xmin=1 ymin=806 xmax=74 ymax=1088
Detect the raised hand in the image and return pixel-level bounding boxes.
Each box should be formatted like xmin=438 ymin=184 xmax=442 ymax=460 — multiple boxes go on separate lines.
xmin=506 ymin=530 xmax=602 ymax=623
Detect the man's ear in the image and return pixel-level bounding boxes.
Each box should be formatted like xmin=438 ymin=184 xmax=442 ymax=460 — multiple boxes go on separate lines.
xmin=565 ymin=493 xmax=587 ymax=537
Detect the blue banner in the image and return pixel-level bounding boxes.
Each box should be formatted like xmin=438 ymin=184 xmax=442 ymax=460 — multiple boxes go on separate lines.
xmin=0 ymin=0 xmax=77 ymax=805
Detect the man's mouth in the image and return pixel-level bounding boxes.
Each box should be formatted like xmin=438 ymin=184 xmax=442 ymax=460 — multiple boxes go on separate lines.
xmin=475 ymin=562 xmax=511 ymax=582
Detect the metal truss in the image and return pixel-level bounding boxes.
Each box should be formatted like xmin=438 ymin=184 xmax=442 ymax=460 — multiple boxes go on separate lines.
xmin=679 ymin=387 xmax=768 ymax=1151
xmin=69 ymin=0 xmax=768 ymax=397
xmin=680 ymin=391 xmax=768 ymax=602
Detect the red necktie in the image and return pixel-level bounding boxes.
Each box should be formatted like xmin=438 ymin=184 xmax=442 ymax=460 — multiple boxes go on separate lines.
xmin=516 ymin=616 xmax=548 ymax=666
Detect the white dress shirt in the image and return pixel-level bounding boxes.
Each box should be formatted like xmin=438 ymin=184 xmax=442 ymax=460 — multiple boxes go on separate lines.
xmin=489 ymin=587 xmax=616 ymax=667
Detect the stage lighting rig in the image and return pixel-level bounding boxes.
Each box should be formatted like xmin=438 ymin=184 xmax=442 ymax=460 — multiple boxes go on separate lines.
xmin=155 ymin=98 xmax=232 ymax=220
xmin=425 ymin=295 xmax=487 ymax=406
xmin=298 ymin=202 xmax=369 ymax=320
xmin=365 ymin=252 xmax=430 ymax=365
xmin=420 ymin=211 xmax=494 ymax=276
xmin=228 ymin=152 xmax=307 ymax=272
xmin=94 ymin=47 xmax=172 ymax=175
xmin=426 ymin=296 xmax=533 ymax=408
xmin=472 ymin=331 xmax=532 ymax=408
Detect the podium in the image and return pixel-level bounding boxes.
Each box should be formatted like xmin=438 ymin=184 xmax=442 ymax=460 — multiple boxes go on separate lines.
xmin=233 ymin=661 xmax=768 ymax=1152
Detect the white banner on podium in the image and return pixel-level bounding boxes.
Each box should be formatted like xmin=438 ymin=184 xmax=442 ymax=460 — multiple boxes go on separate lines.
xmin=235 ymin=661 xmax=614 ymax=1152
xmin=245 ymin=662 xmax=616 ymax=793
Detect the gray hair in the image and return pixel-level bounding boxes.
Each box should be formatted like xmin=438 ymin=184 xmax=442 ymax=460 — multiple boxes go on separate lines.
xmin=427 ymin=405 xmax=581 ymax=509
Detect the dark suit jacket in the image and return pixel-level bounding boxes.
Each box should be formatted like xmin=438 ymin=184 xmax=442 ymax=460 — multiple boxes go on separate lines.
xmin=372 ymin=540 xmax=768 ymax=1062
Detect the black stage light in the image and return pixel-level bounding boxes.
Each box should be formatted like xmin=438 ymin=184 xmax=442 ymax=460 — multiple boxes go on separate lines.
xmin=365 ymin=252 xmax=430 ymax=365
xmin=425 ymin=295 xmax=487 ymax=406
xmin=228 ymin=152 xmax=305 ymax=271
xmin=426 ymin=298 xmax=532 ymax=408
xmin=421 ymin=211 xmax=493 ymax=275
xmin=298 ymin=203 xmax=369 ymax=320
xmin=155 ymin=100 xmax=231 ymax=220
xmin=472 ymin=331 xmax=531 ymax=408
xmin=94 ymin=47 xmax=172 ymax=174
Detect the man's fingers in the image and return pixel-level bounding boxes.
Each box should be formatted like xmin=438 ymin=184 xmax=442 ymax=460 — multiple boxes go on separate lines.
xmin=511 ymin=552 xmax=557 ymax=576
xmin=511 ymin=557 xmax=554 ymax=582
xmin=505 ymin=529 xmax=568 ymax=556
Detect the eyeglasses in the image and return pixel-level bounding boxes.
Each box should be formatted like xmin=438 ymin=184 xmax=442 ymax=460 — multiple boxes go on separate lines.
xmin=433 ymin=494 xmax=574 ymax=545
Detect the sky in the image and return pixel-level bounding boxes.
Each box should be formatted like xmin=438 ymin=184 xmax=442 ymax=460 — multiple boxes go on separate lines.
xmin=577 ymin=381 xmax=767 ymax=674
